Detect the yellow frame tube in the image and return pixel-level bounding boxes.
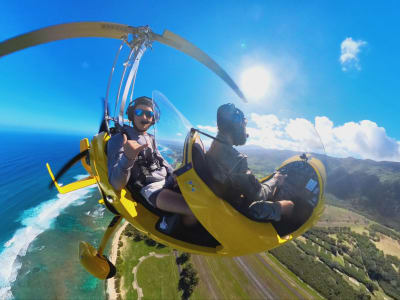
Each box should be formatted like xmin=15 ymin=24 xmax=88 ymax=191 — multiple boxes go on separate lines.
xmin=46 ymin=163 xmax=97 ymax=194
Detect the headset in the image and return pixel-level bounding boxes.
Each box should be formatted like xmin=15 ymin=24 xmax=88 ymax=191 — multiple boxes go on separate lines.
xmin=126 ymin=96 xmax=161 ymax=125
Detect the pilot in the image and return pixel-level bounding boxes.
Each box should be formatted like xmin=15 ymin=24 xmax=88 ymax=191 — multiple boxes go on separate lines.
xmin=107 ymin=96 xmax=197 ymax=228
xmin=205 ymin=103 xmax=294 ymax=222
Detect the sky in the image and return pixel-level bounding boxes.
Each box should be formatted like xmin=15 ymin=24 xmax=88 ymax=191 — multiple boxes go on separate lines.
xmin=1 ymin=1 xmax=400 ymax=162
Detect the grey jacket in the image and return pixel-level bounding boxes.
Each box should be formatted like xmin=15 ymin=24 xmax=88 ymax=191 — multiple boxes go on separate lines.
xmin=107 ymin=125 xmax=173 ymax=191
xmin=205 ymin=132 xmax=280 ymax=220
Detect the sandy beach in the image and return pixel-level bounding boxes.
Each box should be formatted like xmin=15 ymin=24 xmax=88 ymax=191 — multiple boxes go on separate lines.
xmin=106 ymin=220 xmax=128 ymax=300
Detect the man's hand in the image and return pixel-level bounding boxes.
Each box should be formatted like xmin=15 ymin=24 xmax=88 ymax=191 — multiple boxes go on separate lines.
xmin=273 ymin=171 xmax=287 ymax=186
xmin=122 ymin=134 xmax=148 ymax=160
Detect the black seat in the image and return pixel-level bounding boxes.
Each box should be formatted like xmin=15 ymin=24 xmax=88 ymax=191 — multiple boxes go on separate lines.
xmin=192 ymin=142 xmax=211 ymax=185
xmin=192 ymin=142 xmax=228 ymax=199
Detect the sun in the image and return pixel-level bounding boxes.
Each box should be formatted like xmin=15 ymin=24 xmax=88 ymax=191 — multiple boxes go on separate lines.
xmin=240 ymin=66 xmax=271 ymax=100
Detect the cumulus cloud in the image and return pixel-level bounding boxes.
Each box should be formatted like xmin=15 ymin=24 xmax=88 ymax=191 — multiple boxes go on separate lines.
xmin=340 ymin=37 xmax=367 ymax=71
xmin=315 ymin=117 xmax=400 ymax=161
xmin=246 ymin=113 xmax=325 ymax=154
xmin=199 ymin=114 xmax=400 ymax=162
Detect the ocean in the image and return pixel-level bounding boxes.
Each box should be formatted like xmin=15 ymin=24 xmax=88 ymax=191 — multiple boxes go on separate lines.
xmin=0 ymin=131 xmax=116 ymax=299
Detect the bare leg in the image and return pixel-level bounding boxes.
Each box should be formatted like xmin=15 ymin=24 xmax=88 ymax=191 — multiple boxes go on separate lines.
xmin=277 ymin=200 xmax=294 ymax=217
xmin=155 ymin=189 xmax=197 ymax=226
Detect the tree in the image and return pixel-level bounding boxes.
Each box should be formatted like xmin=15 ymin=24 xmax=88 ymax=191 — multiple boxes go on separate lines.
xmin=178 ymin=263 xmax=199 ymax=300
xmin=176 ymin=253 xmax=190 ymax=265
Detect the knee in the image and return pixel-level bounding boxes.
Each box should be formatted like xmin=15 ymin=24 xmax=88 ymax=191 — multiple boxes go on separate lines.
xmin=278 ymin=200 xmax=294 ymax=217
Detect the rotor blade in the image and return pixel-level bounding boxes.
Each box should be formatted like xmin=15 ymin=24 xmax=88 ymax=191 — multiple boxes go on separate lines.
xmin=1 ymin=22 xmax=247 ymax=102
xmin=0 ymin=22 xmax=138 ymax=57
xmin=49 ymin=150 xmax=89 ymax=189
xmin=151 ymin=30 xmax=247 ymax=103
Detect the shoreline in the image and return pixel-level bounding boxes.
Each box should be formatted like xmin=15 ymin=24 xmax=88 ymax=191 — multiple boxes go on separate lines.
xmin=106 ymin=221 xmax=128 ymax=300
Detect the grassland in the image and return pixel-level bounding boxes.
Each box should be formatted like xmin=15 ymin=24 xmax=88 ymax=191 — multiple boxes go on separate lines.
xmin=189 ymin=253 xmax=323 ymax=300
xmin=190 ymin=255 xmax=262 ymax=300
xmin=117 ymin=234 xmax=173 ymax=299
xmin=374 ymin=235 xmax=400 ymax=259
xmin=317 ymin=204 xmax=371 ymax=228
xmin=136 ymin=255 xmax=180 ymax=299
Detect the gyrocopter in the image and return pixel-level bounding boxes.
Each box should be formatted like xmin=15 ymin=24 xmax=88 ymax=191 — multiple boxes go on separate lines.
xmin=0 ymin=22 xmax=326 ymax=280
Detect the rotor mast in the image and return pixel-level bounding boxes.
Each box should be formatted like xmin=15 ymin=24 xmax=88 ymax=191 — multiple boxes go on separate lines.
xmin=104 ymin=26 xmax=154 ymax=129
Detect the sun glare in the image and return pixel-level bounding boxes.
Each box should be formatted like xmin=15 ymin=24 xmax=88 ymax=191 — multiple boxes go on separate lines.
xmin=240 ymin=66 xmax=271 ymax=100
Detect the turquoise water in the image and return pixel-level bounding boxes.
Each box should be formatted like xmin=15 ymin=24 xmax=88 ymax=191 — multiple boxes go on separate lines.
xmin=0 ymin=131 xmax=114 ymax=299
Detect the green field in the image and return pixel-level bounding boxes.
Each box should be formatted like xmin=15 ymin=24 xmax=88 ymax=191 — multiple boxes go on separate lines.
xmin=136 ymin=255 xmax=180 ymax=300
xmin=317 ymin=204 xmax=371 ymax=228
xmin=116 ymin=227 xmax=174 ymax=299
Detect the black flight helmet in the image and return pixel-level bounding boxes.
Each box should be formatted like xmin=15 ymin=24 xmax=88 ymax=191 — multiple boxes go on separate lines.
xmin=217 ymin=103 xmax=248 ymax=146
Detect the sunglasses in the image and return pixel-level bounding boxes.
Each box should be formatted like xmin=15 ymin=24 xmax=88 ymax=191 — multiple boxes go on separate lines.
xmin=134 ymin=109 xmax=154 ymax=118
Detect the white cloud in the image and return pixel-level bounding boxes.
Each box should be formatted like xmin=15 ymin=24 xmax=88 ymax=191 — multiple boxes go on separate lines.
xmin=246 ymin=114 xmax=325 ymax=154
xmin=197 ymin=125 xmax=218 ymax=134
xmin=199 ymin=114 xmax=400 ymax=162
xmin=340 ymin=37 xmax=367 ymax=71
xmin=316 ymin=118 xmax=400 ymax=161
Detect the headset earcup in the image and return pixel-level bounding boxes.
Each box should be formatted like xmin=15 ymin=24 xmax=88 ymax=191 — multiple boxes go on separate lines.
xmin=127 ymin=105 xmax=134 ymax=122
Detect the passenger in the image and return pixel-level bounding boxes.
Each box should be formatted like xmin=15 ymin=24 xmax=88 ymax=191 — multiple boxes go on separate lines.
xmin=205 ymin=103 xmax=294 ymax=222
xmin=107 ymin=96 xmax=197 ymax=228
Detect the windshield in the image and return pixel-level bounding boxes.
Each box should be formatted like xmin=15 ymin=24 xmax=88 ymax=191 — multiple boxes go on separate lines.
xmin=240 ymin=113 xmax=326 ymax=179
xmin=152 ymin=90 xmax=193 ymax=168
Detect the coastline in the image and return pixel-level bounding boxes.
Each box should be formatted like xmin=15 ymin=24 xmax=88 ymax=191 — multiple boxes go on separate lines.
xmin=106 ymin=221 xmax=128 ymax=300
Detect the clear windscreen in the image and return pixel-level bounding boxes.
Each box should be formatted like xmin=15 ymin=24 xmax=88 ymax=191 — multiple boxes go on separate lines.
xmin=151 ymin=90 xmax=193 ymax=169
xmin=239 ymin=114 xmax=326 ymax=179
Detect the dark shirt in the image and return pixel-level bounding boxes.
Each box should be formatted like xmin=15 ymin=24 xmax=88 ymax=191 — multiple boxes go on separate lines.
xmin=205 ymin=132 xmax=279 ymax=217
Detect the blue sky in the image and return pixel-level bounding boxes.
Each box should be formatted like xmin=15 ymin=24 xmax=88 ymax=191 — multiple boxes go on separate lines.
xmin=1 ymin=1 xmax=400 ymax=161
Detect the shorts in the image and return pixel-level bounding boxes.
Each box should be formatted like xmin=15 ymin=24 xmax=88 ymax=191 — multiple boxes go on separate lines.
xmin=247 ymin=200 xmax=281 ymax=222
xmin=140 ymin=175 xmax=181 ymax=207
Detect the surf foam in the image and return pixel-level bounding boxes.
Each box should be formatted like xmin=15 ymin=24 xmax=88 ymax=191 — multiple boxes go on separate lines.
xmin=0 ymin=176 xmax=95 ymax=299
